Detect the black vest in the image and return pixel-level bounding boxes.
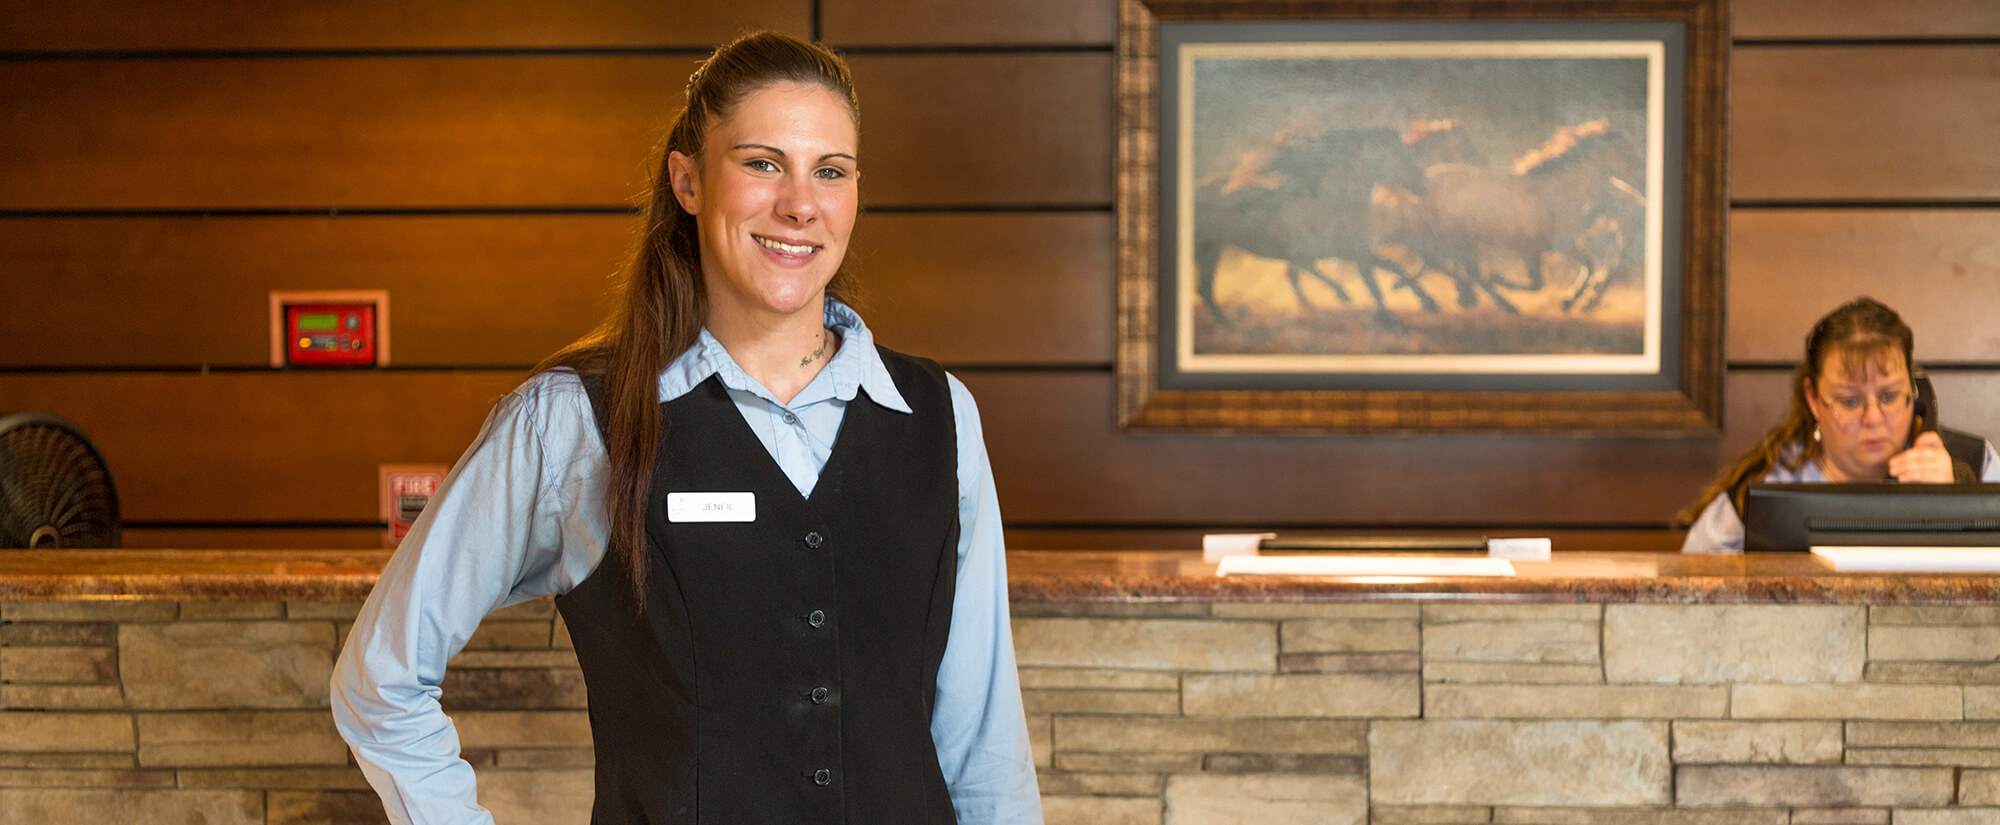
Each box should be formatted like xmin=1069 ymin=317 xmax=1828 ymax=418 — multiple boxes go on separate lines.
xmin=557 ymin=348 xmax=962 ymax=824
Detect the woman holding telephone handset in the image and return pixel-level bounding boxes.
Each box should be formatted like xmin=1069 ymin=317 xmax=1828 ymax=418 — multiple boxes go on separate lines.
xmin=1680 ymin=296 xmax=2000 ymax=554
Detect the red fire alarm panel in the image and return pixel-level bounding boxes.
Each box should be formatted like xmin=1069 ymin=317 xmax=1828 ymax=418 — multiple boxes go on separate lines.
xmin=285 ymin=304 xmax=376 ymax=367
xmin=269 ymin=290 xmax=390 ymax=368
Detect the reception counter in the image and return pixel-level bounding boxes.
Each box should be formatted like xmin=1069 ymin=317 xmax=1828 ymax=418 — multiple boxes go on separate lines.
xmin=6 ymin=550 xmax=2000 ymax=825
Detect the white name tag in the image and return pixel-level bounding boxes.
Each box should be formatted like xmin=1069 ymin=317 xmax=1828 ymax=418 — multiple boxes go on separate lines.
xmin=666 ymin=492 xmax=756 ymax=523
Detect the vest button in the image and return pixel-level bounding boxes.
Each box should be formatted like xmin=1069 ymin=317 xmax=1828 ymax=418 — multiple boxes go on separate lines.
xmin=803 ymin=531 xmax=824 ymax=549
xmin=811 ymin=686 xmax=829 ymax=704
xmin=807 ymin=610 xmax=826 ymax=628
xmin=813 ymin=768 xmax=832 ymax=786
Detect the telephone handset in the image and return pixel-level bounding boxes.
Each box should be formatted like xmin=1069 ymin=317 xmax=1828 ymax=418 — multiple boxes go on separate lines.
xmin=1911 ymin=371 xmax=1940 ymax=449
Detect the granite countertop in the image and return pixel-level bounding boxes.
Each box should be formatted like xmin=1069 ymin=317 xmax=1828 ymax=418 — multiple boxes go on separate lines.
xmin=4 ymin=549 xmax=2000 ymax=604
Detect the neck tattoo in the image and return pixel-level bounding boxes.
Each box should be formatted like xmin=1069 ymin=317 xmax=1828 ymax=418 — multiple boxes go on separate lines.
xmin=799 ymin=328 xmax=830 ymax=368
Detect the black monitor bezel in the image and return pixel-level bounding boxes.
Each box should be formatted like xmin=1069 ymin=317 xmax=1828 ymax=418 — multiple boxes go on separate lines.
xmin=1742 ymin=483 xmax=2000 ymax=552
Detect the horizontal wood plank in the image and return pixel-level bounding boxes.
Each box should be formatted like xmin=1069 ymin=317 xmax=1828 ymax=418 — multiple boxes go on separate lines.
xmin=1731 ymin=46 xmax=2000 ymax=201
xmin=822 ymin=0 xmax=1116 ymax=46
xmin=8 ymin=368 xmax=1994 ymax=530
xmin=0 ymin=212 xmax=1111 ymax=367
xmin=1726 ymin=209 xmax=2000 ymax=362
xmin=850 ymin=53 xmax=1114 ymax=206
xmin=0 ymin=0 xmax=810 ymax=51
xmin=0 ymin=53 xmax=1111 ymax=210
xmin=1731 ymin=0 xmax=2000 ymax=40
xmin=123 ymin=528 xmax=386 ymax=550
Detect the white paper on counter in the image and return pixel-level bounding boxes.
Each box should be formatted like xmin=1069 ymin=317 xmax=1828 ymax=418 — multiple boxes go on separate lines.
xmin=1810 ymin=546 xmax=2000 ymax=572
xmin=1202 ymin=532 xmax=1276 ymax=562
xmin=1216 ymin=555 xmax=1516 ymax=577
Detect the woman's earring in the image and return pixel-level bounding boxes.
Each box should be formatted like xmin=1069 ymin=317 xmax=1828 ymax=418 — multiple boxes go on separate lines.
xmin=1812 ymin=427 xmax=1821 ymax=443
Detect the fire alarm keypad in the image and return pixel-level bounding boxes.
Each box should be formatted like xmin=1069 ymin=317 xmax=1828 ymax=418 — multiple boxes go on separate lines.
xmin=285 ymin=303 xmax=376 ymax=367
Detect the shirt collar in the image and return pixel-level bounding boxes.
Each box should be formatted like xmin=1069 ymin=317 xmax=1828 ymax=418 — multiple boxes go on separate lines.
xmin=655 ymin=297 xmax=912 ymax=414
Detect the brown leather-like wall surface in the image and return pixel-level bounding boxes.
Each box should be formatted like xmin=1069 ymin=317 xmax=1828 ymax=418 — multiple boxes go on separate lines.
xmin=3 ymin=1 xmax=1996 ymax=549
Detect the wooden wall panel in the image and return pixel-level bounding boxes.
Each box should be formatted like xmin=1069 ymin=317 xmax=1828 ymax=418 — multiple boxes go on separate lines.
xmin=856 ymin=213 xmax=1114 ymax=365
xmin=1 ymin=1 xmax=812 ymax=51
xmin=851 ymin=54 xmax=1114 ymax=206
xmin=0 ymin=212 xmax=1110 ymax=368
xmin=123 ymin=528 xmax=384 ymax=550
xmin=0 ymin=216 xmax=629 ymax=367
xmin=0 ymin=57 xmax=692 ymax=210
xmin=1726 ymin=210 xmax=2000 ymax=362
xmin=1731 ymin=46 xmax=2000 ymax=201
xmin=0 ymin=372 xmax=519 ymax=522
xmin=1719 ymin=371 xmax=2000 ymax=467
xmin=961 ymin=372 xmax=1726 ymax=527
xmin=1731 ymin=0 xmax=2000 ymax=39
xmin=822 ymin=0 xmax=1116 ymax=46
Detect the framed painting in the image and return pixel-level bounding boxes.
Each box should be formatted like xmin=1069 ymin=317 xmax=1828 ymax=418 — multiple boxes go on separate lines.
xmin=1115 ymin=0 xmax=1726 ymax=433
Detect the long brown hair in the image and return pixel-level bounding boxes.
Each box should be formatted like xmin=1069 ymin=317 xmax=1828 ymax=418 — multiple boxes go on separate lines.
xmin=1675 ymin=296 xmax=1916 ymax=525
xmin=535 ymin=31 xmax=861 ymax=602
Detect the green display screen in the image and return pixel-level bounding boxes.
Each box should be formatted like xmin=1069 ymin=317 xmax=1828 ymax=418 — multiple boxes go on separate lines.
xmin=296 ymin=313 xmax=339 ymax=331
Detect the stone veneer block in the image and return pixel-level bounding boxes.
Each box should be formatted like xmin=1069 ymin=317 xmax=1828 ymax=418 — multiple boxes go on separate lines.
xmin=494 ymin=749 xmax=595 ymax=769
xmin=1789 ymin=810 xmax=1888 ymax=825
xmin=284 ymin=602 xmax=364 ymax=621
xmin=1867 ymin=662 xmax=2000 ymax=685
xmin=1970 ymin=687 xmax=2000 ymax=719
xmin=0 ymin=646 xmax=117 ymax=683
xmin=1183 ymin=672 xmax=1419 ymax=718
xmin=1056 ymin=717 xmax=1367 ymax=755
xmin=1967 ymin=771 xmax=2000 ymax=806
xmin=1281 ymin=619 xmax=1419 ymax=653
xmin=1371 ymin=805 xmax=1494 ymax=824
xmin=1891 ymin=812 xmax=2000 ymax=825
xmin=1422 ymin=663 xmax=1604 ymax=684
xmin=1014 ymin=618 xmax=1276 ymax=672
xmin=1847 ymin=749 xmax=2000 ymax=768
xmin=1037 ymin=772 xmax=1167 ymax=797
xmin=0 ymin=602 xmax=178 ymax=622
xmin=1849 ymin=722 xmax=2000 ymax=748
xmin=1671 ymin=721 xmax=1844 ymax=764
xmin=1422 ymin=619 xmax=1600 ymax=665
xmin=438 ymin=668 xmax=587 ymax=711
xmin=1055 ymin=752 xmax=1204 ymax=773
xmin=135 ymin=711 xmax=348 ymax=768
xmin=0 ymin=769 xmax=174 ymax=788
xmin=1029 ymin=713 xmax=1051 ymax=768
xmin=120 ymin=621 xmax=335 ymax=709
xmin=0 ymin=712 xmax=133 ymax=752
xmin=1674 ymin=765 xmax=1950 ymax=807
xmin=453 ymin=711 xmax=592 ymax=749
xmin=1024 ymin=689 xmax=1180 ymax=715
xmin=1428 ymin=684 xmax=1727 ymax=719
xmin=176 ymin=602 xmax=283 ymax=620
xmin=1870 ymin=626 xmax=2000 ymax=662
xmin=488 ymin=599 xmax=555 ymax=620
xmin=1020 ymin=667 xmax=1181 ymax=691
xmin=0 ymin=789 xmax=260 ymax=825
xmin=1162 ymin=774 xmax=1365 ymax=825
xmin=1491 ymin=809 xmax=1788 ymax=824
xmin=553 ymin=610 xmax=575 ymax=650
xmin=1201 ymin=753 xmax=1364 ymax=774
xmin=0 ymin=753 xmax=136 ymax=769
xmin=1872 ymin=607 xmax=2000 ymax=625
xmin=1370 ymin=720 xmax=1669 ymax=806
xmin=174 ymin=767 xmax=373 ymax=790
xmin=1042 ymin=795 xmax=1162 ymax=825
xmin=472 ymin=768 xmax=592 ymax=825
xmin=1731 ymin=685 xmax=1961 ymax=719
xmin=265 ymin=790 xmax=389 ymax=825
xmin=0 ymin=621 xmax=115 ymax=646
xmin=1424 ymin=605 xmax=1602 ymax=622
xmin=1604 ymin=605 xmax=1864 ymax=684
xmin=1211 ymin=603 xmax=1418 ymax=620
xmin=464 ymin=620 xmax=553 ymax=651
xmin=1281 ymin=652 xmax=1420 ymax=673
xmin=0 ymin=684 xmax=126 ymax=709
xmin=1014 ymin=602 xmax=1213 ymax=619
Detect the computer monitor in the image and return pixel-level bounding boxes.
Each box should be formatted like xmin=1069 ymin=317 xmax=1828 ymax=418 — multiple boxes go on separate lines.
xmin=1741 ymin=483 xmax=2000 ymax=551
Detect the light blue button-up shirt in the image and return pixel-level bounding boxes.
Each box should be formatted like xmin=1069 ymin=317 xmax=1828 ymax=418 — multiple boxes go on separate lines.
xmin=331 ymin=300 xmax=1043 ymax=824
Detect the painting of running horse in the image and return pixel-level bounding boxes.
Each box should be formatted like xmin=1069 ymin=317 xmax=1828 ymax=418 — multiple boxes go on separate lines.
xmin=1174 ymin=40 xmax=1665 ymax=376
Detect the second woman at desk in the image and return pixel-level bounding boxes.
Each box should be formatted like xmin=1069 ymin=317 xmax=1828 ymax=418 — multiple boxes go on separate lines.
xmin=1681 ymin=296 xmax=2000 ymax=554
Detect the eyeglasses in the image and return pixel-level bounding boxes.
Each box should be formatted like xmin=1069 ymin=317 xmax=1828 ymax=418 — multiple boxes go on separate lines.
xmin=1817 ymin=387 xmax=1913 ymax=422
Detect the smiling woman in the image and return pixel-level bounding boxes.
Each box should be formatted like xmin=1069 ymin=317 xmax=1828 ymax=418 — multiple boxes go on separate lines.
xmin=1678 ymin=296 xmax=2000 ymax=554
xmin=328 ymin=30 xmax=1044 ymax=825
